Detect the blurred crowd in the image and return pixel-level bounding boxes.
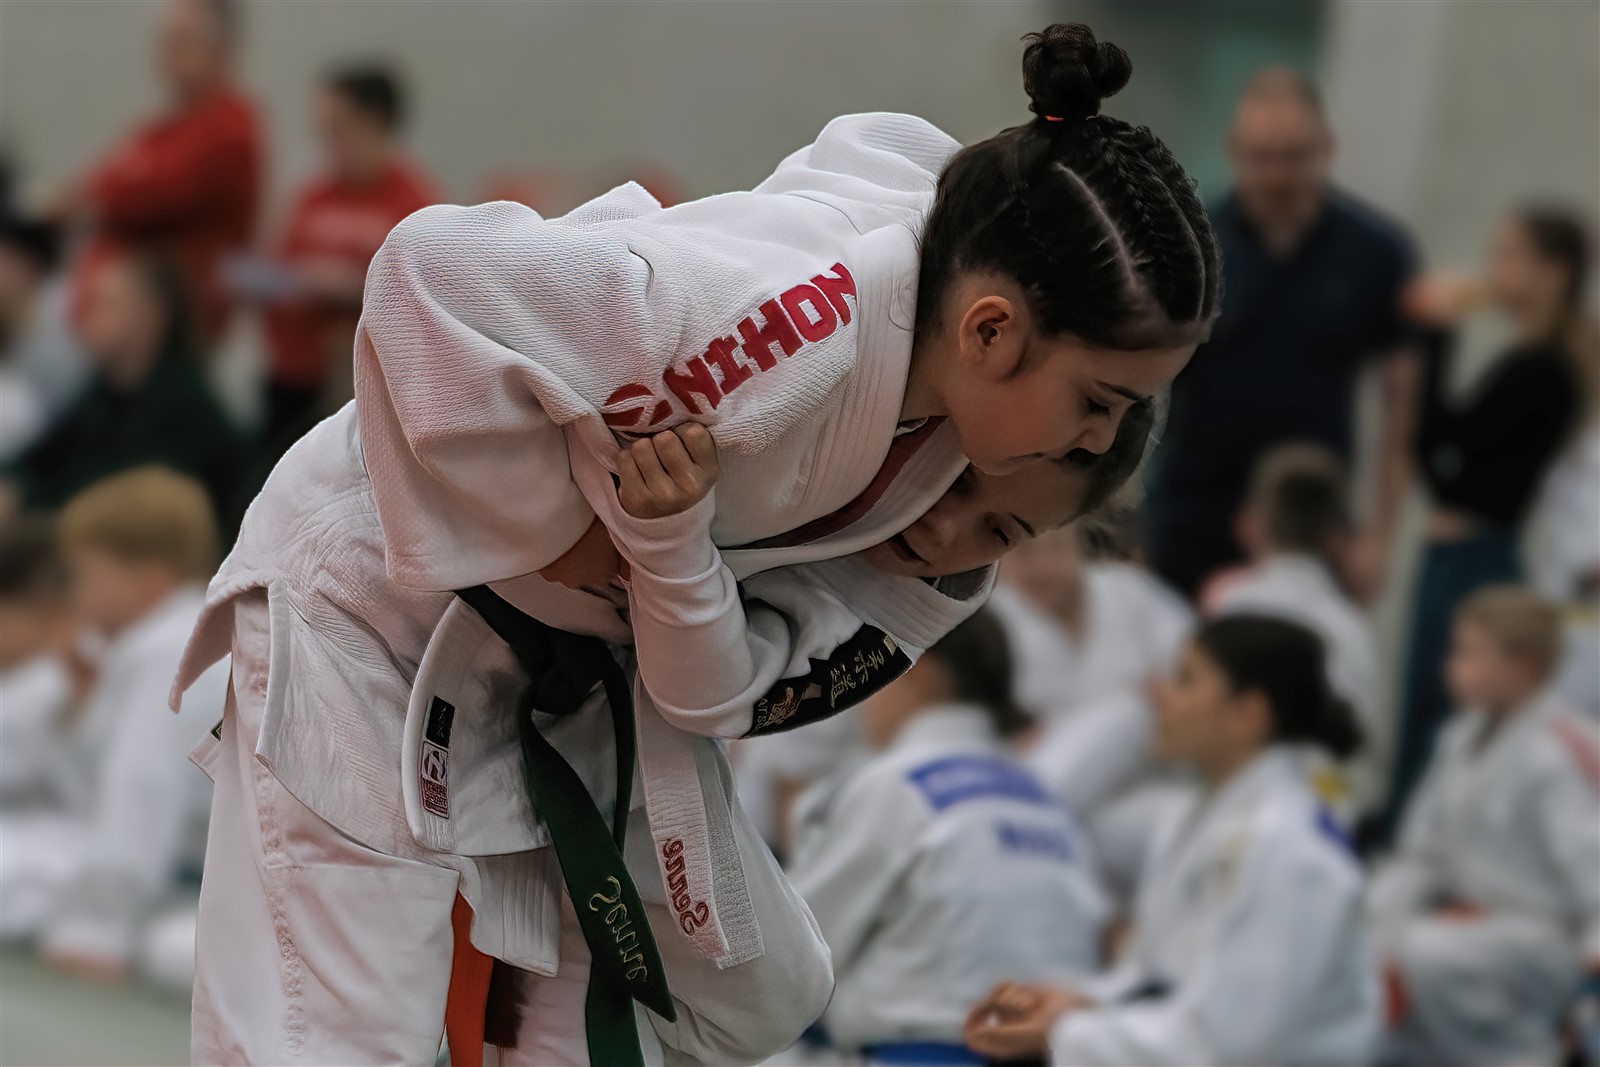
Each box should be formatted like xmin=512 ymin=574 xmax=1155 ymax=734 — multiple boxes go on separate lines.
xmin=0 ymin=2 xmax=1596 ymax=1066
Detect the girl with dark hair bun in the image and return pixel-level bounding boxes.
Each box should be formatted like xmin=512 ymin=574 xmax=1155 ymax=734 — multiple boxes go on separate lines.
xmin=178 ymin=24 xmax=1221 ymax=1066
xmin=965 ymin=614 xmax=1378 ymax=1066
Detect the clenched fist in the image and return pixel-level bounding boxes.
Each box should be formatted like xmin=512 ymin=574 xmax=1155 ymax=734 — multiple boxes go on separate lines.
xmin=616 ymin=424 xmax=720 ymax=519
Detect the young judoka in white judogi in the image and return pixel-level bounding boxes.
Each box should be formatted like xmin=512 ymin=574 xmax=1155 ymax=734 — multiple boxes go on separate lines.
xmin=1205 ymin=443 xmax=1380 ymax=817
xmin=1000 ymin=521 xmax=1193 ymax=898
xmin=1371 ymin=585 xmax=1600 ymax=1066
xmin=993 ymin=521 xmax=1192 ymax=725
xmin=966 ymin=615 xmax=1380 ymax=1067
xmin=2 ymin=471 xmax=226 ymax=982
xmin=171 ymin=24 xmax=1223 ymax=1065
xmin=788 ymin=609 xmax=1109 ymax=1064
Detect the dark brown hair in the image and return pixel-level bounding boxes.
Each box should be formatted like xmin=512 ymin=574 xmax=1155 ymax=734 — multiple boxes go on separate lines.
xmin=916 ymin=23 xmax=1221 ymax=352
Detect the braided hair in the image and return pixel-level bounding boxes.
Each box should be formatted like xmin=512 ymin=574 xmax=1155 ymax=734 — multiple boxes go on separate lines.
xmin=917 ymin=24 xmax=1220 ymax=351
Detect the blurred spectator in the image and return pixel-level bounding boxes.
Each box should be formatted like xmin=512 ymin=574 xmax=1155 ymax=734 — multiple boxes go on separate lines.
xmin=1001 ymin=522 xmax=1193 ymax=901
xmin=1379 ymin=207 xmax=1591 ymax=839
xmin=3 ymin=254 xmax=244 ymax=525
xmin=1144 ymin=67 xmax=1419 ymax=602
xmin=248 ymin=62 xmax=437 ymax=441
xmin=0 ymin=515 xmax=71 ymax=809
xmin=55 ymin=0 xmax=261 ymax=346
xmin=994 ymin=522 xmax=1192 ymax=722
xmin=965 ymin=616 xmax=1378 ymax=1066
xmin=788 ymin=611 xmax=1108 ymax=1063
xmin=1207 ymin=442 xmax=1379 ymax=818
xmin=1370 ymin=586 xmax=1599 ymax=1066
xmin=33 ymin=468 xmax=227 ymax=982
xmin=0 ymin=213 xmax=87 ymax=461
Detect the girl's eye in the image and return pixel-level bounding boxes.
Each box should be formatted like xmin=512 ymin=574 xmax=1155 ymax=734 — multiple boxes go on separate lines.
xmin=1085 ymin=396 xmax=1112 ymax=418
xmin=990 ymin=522 xmax=1011 ymax=547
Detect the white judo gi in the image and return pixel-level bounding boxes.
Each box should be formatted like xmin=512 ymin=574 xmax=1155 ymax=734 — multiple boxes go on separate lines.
xmin=1370 ymin=689 xmax=1600 ymax=1066
xmin=789 ymin=705 xmax=1108 ymax=1057
xmin=1002 ymin=567 xmax=1193 ymax=898
xmin=173 ymin=113 xmax=996 ymax=1065
xmin=1 ymin=587 xmax=222 ymax=967
xmin=1048 ymin=749 xmax=1380 ymax=1067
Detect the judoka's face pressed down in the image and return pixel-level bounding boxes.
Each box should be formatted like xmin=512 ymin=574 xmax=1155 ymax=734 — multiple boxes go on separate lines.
xmin=861 ymin=461 xmax=1086 ymax=578
xmin=939 ymin=286 xmax=1192 ymax=475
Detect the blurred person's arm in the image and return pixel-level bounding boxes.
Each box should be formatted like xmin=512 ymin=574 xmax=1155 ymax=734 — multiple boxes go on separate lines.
xmin=1529 ymin=726 xmax=1600 ymax=965
xmin=1346 ymin=348 xmax=1419 ymax=604
xmin=1368 ymin=745 xmax=1450 ymax=938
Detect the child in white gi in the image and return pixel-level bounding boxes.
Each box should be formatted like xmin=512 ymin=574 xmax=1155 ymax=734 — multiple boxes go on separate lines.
xmin=24 ymin=469 xmax=225 ymax=983
xmin=1370 ymin=585 xmax=1600 ymax=1066
xmin=788 ymin=609 xmax=1108 ymax=1064
xmin=177 ymin=23 xmax=1226 ymax=1066
xmin=965 ymin=615 xmax=1379 ymax=1066
xmin=1207 ymin=442 xmax=1379 ymax=817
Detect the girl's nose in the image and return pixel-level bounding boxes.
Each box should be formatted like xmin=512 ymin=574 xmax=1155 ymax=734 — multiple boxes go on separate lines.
xmin=1069 ymin=411 xmax=1121 ymax=457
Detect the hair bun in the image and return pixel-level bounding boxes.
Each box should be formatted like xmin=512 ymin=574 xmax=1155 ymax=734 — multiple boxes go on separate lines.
xmin=1022 ymin=23 xmax=1132 ymax=123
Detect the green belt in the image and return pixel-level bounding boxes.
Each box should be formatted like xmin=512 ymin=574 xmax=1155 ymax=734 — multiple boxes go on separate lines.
xmin=456 ymin=586 xmax=675 ymax=1066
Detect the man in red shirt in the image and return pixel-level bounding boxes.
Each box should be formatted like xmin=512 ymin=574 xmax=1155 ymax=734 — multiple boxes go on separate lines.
xmin=63 ymin=0 xmax=261 ymax=349
xmin=256 ymin=64 xmax=438 ymax=438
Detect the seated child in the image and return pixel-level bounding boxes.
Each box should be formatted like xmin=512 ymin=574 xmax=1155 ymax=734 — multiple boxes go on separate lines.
xmin=36 ymin=467 xmax=230 ymax=981
xmin=788 ymin=609 xmax=1108 ymax=1064
xmin=1370 ymin=585 xmax=1600 ymax=1067
xmin=965 ymin=616 xmax=1379 ymax=1067
xmin=1207 ymin=442 xmax=1379 ymax=817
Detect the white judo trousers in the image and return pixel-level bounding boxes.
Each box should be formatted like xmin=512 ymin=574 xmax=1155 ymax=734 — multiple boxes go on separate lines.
xmin=191 ymin=593 xmax=832 ymax=1066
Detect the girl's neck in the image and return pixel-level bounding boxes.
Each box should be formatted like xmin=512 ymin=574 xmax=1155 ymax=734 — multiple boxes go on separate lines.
xmin=1198 ymin=747 xmax=1257 ymax=793
xmin=901 ymin=330 xmax=949 ymax=423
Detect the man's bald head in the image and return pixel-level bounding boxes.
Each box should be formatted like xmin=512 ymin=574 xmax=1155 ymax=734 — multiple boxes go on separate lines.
xmin=1228 ymin=67 xmax=1334 ymax=248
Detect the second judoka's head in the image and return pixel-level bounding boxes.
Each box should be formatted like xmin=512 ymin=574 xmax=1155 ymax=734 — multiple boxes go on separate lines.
xmin=861 ymin=399 xmax=1153 ymax=579
xmin=905 ymin=23 xmax=1218 ymax=476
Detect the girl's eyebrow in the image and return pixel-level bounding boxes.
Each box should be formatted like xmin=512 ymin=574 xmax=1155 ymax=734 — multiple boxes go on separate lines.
xmin=1012 ymin=514 xmax=1037 ymax=539
xmin=1098 ymin=380 xmax=1153 ymax=404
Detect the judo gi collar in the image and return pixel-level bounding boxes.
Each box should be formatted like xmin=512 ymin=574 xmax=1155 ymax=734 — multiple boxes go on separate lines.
xmin=455 ymin=585 xmax=675 ymax=1065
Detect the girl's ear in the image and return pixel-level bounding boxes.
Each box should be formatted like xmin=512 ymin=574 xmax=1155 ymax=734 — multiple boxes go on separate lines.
xmin=957 ymin=294 xmax=1028 ymax=382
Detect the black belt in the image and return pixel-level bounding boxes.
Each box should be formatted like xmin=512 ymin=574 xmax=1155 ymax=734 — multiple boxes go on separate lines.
xmin=455 ymin=586 xmax=674 ymax=1065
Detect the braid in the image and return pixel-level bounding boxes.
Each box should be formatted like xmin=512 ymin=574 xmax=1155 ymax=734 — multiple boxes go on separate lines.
xmin=1089 ymin=124 xmax=1215 ymax=327
xmin=917 ymin=22 xmax=1220 ymax=351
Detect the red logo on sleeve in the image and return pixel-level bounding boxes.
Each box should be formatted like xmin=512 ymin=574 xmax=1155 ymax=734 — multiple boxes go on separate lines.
xmin=601 ymin=262 xmax=855 ymax=430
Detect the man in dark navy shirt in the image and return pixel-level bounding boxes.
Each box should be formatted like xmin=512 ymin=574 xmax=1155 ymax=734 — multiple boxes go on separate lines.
xmin=1146 ymin=69 xmax=1419 ymax=601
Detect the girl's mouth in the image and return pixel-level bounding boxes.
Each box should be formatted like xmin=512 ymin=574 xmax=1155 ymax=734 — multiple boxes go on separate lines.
xmin=888 ymin=532 xmax=927 ymax=566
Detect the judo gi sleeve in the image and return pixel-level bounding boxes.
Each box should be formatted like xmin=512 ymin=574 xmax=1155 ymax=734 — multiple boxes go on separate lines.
xmin=611 ymin=495 xmax=917 ymax=739
xmin=353 ymin=200 xmax=675 ymax=591
xmin=1530 ymin=736 xmax=1600 ymax=960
